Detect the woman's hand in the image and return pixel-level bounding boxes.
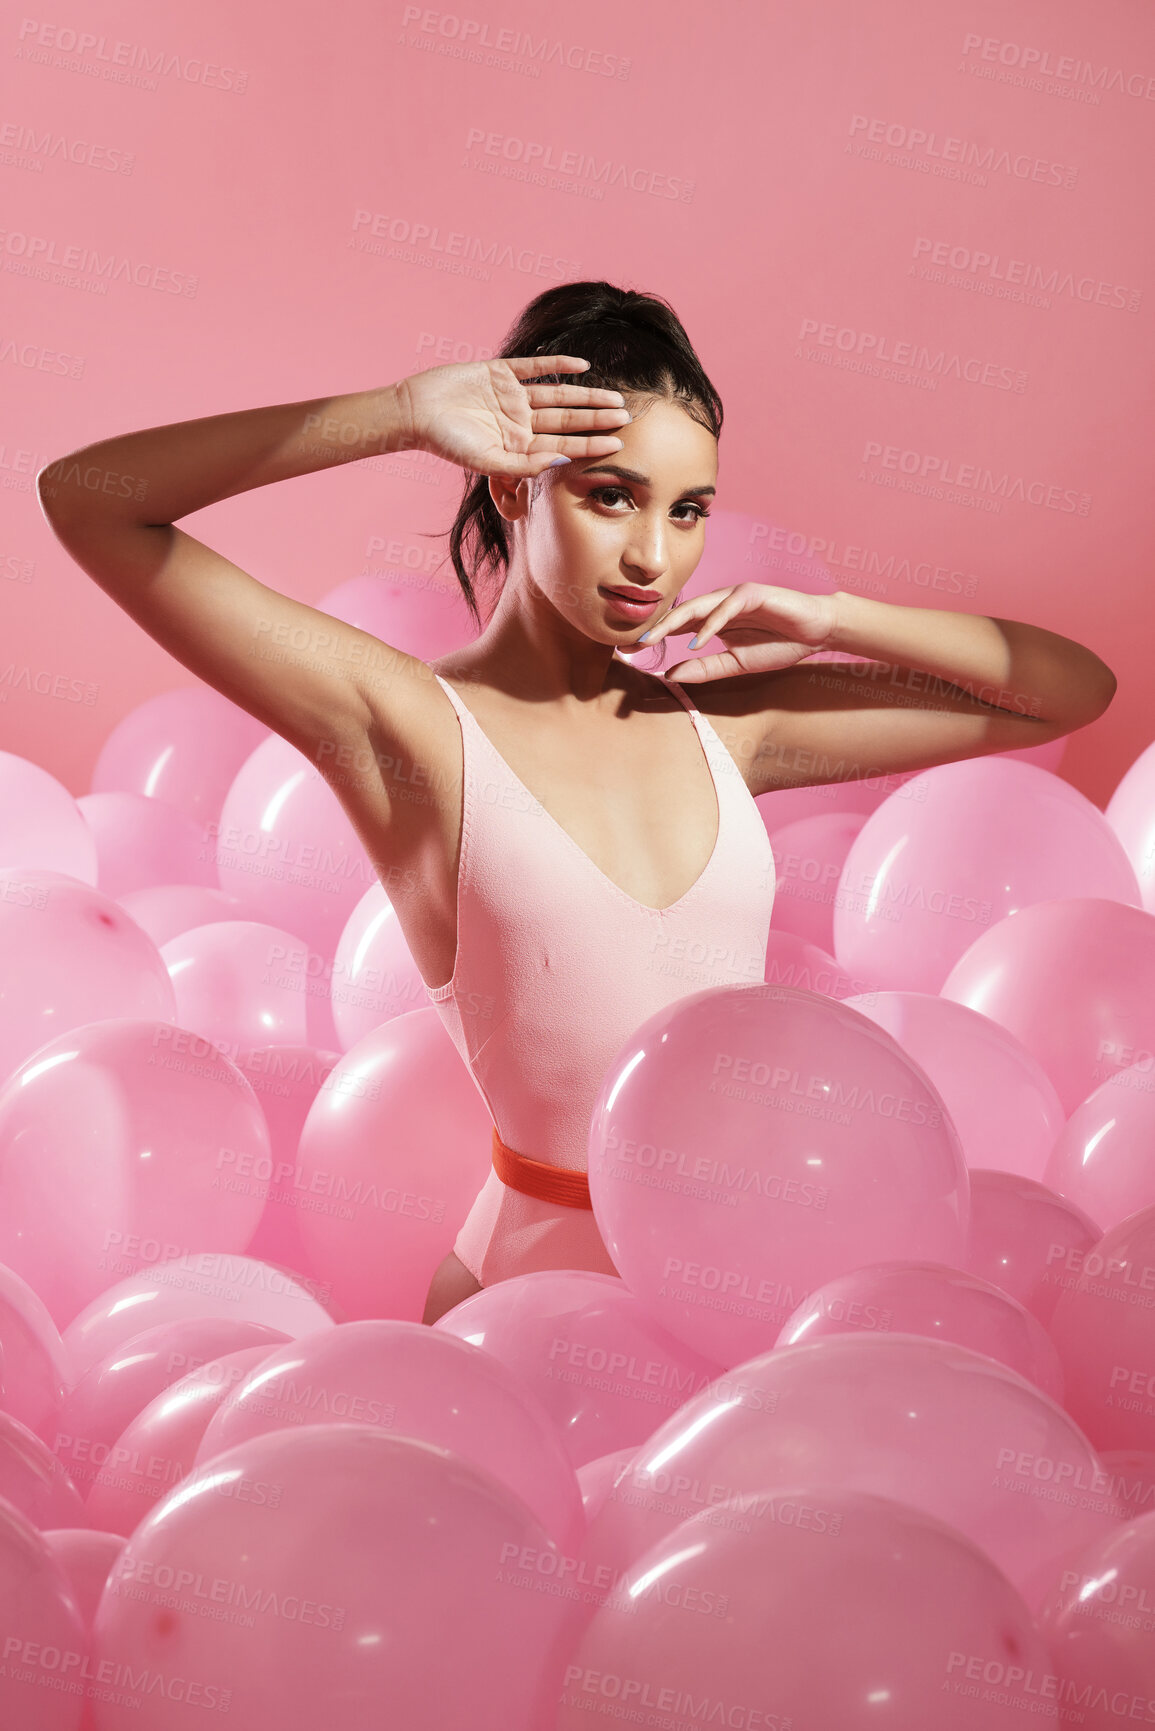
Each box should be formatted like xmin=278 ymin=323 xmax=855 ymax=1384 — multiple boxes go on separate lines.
xmin=392 ymin=355 xmax=631 ymax=478
xmin=639 ymin=582 xmax=841 ymax=682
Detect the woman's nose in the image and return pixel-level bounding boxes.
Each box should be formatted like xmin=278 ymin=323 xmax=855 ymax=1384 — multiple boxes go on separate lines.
xmin=622 ymin=522 xmax=669 ymax=580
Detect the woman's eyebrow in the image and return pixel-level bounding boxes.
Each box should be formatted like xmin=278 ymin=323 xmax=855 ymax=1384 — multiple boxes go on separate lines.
xmin=578 ymin=463 xmax=716 ymax=497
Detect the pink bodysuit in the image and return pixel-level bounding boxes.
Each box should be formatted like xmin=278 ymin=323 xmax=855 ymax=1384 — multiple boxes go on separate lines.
xmin=427 ymin=664 xmax=776 ymax=1286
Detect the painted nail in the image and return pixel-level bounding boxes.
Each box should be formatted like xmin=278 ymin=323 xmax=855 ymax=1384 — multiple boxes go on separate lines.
xmin=548 ymin=455 xmax=571 ymax=467
xmin=688 ymin=634 xmax=702 ymax=649
xmin=638 ymin=629 xmax=653 ymax=641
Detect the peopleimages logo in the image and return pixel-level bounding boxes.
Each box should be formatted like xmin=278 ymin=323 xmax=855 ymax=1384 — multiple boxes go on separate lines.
xmin=943 ymin=1649 xmax=1155 ymax=1721
xmin=463 ymin=129 xmax=694 ymax=202
xmin=559 ymin=1670 xmax=790 ymax=1726
xmin=0 ymin=228 xmax=198 ymax=296
xmin=848 ymin=114 xmax=1077 ymax=189
xmin=0 ymin=121 xmax=134 ymax=175
xmin=959 ymin=33 xmax=1155 ymax=102
xmin=911 ymin=236 xmax=1141 ymax=314
xmin=797 ymin=317 xmax=1027 ymax=393
xmin=0 ymin=335 xmax=86 ymax=378
xmin=398 ymin=8 xmax=631 ymax=79
xmin=350 ymin=209 xmax=577 ymax=282
xmin=860 ymin=438 xmax=1091 ymax=516
xmin=15 ymin=19 xmax=248 ymax=92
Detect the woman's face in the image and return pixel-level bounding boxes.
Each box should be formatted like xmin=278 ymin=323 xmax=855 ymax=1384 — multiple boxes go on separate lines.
xmin=496 ymin=394 xmax=719 ymax=644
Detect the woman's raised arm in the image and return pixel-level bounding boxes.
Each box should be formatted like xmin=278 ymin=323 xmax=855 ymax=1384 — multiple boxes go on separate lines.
xmin=35 ymin=360 xmax=629 ymax=764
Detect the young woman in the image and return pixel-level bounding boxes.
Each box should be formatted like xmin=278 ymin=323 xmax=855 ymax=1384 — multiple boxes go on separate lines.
xmin=37 ymin=281 xmax=1117 ymax=1326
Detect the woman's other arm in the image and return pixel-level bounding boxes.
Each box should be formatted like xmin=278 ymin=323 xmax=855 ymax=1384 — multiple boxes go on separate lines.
xmin=35 ymin=363 xmax=630 ymax=765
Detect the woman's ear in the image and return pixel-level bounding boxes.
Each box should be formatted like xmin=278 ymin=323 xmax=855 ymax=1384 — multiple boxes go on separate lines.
xmin=487 ymin=472 xmax=532 ymax=523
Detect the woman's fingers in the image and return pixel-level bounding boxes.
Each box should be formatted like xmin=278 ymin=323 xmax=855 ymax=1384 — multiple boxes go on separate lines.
xmin=639 ymin=588 xmax=742 ymax=643
xmin=668 ymin=635 xmax=829 ymax=682
xmin=483 ymin=435 xmax=628 ymax=477
xmin=527 ymin=407 xmax=633 ymax=433
xmin=505 ymin=353 xmax=595 ymax=378
xmin=522 ymin=382 xmax=629 ymax=408
xmin=691 ymin=599 xmax=752 ymax=646
xmin=666 ymin=649 xmax=748 ymax=683
xmin=526 ymin=432 xmax=628 ymax=457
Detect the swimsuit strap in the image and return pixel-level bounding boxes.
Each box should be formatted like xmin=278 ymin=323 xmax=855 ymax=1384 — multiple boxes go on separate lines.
xmin=646 ymin=669 xmax=700 ymax=715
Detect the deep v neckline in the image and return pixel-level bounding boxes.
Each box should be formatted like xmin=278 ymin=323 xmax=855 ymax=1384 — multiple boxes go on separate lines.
xmin=434 ymin=670 xmax=723 ymax=916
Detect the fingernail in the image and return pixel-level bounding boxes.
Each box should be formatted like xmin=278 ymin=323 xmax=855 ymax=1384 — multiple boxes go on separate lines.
xmin=547 ymin=456 xmax=571 ymax=467
xmin=638 ymin=629 xmax=653 ymax=641
xmin=688 ymin=634 xmax=701 ymax=649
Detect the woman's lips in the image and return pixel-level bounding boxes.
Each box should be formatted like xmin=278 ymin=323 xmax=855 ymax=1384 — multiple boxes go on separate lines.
xmin=599 ymin=586 xmax=662 ymax=619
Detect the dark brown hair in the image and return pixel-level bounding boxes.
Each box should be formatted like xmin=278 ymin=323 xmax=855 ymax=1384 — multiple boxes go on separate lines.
xmin=443 ymin=280 xmax=723 ymax=632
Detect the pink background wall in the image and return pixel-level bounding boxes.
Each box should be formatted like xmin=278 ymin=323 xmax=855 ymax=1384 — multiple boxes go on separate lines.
xmin=4 ymin=0 xmax=1153 ymax=806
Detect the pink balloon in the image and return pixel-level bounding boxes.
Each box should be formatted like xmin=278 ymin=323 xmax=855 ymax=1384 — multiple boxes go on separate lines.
xmin=42 ymin=1528 xmax=126 ymax=1627
xmin=0 ymin=1019 xmax=273 ymax=1327
xmin=766 ymin=810 xmax=868 ymax=950
xmin=576 ymin=1448 xmax=637 ymax=1523
xmin=330 ymin=883 xmax=431 ymax=1050
xmin=295 ymin=1009 xmax=493 ymax=1321
xmin=160 ymin=933 xmax=343 ymax=1057
xmin=159 ymin=920 xmax=315 ymax=1053
xmin=63 ymin=1256 xmax=336 ymax=1384
xmin=763 ymin=928 xmax=879 ymax=998
xmin=1044 ymin=1063 xmax=1155 ymax=1231
xmin=845 ymin=990 xmax=1067 ymax=1179
xmin=76 ymin=792 xmax=217 ymax=900
xmin=0 ymin=1412 xmax=86 ymax=1529
xmin=54 ymin=1319 xmax=290 ymax=1500
xmin=197 ymin=1320 xmax=584 ymax=1552
xmin=300 ymin=955 xmax=343 ymax=1053
xmin=0 ymin=870 xmax=175 ymax=1091
xmin=92 ymin=1425 xmax=582 ymax=1729
xmin=1106 ymin=735 xmax=1155 ymax=915
xmin=1047 ymin=1205 xmax=1155 ymax=1452
xmin=433 ymin=1270 xmax=724 ymax=1468
xmin=1037 ymin=1510 xmax=1155 ymax=1726
xmin=86 ymin=1346 xmax=281 ymax=1537
xmin=91 ymin=687 xmax=269 ymax=828
xmin=588 ymin=983 xmax=968 ymax=1365
xmin=318 ymin=572 xmax=474 ymax=660
xmin=232 ymin=1044 xmax=341 ymax=1278
xmin=580 ymin=1334 xmax=1115 ymax=1611
xmin=1099 ymin=1450 xmax=1155 ymax=1524
xmin=0 ymin=751 xmax=97 ymax=882
xmin=0 ymin=1261 xmax=71 ymax=1442
xmin=117 ymin=884 xmax=245 ymax=948
xmin=776 ymin=1261 xmax=1064 ymax=1399
xmin=213 ymin=732 xmax=378 ymax=956
xmin=561 ymin=1489 xmax=1056 ymax=1731
xmin=833 ymin=760 xmax=1141 ymax=994
xmin=0 ymin=1498 xmax=88 ymax=1730
xmin=966 ymin=1169 xmax=1102 ymax=1326
xmin=941 ymin=898 xmax=1155 ymax=1115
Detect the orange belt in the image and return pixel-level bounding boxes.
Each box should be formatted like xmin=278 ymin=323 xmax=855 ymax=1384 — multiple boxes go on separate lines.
xmin=491 ymin=1127 xmax=592 ymax=1210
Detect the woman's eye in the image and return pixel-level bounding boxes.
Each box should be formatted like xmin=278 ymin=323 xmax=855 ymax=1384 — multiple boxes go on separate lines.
xmin=588 ymin=487 xmax=710 ymax=523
